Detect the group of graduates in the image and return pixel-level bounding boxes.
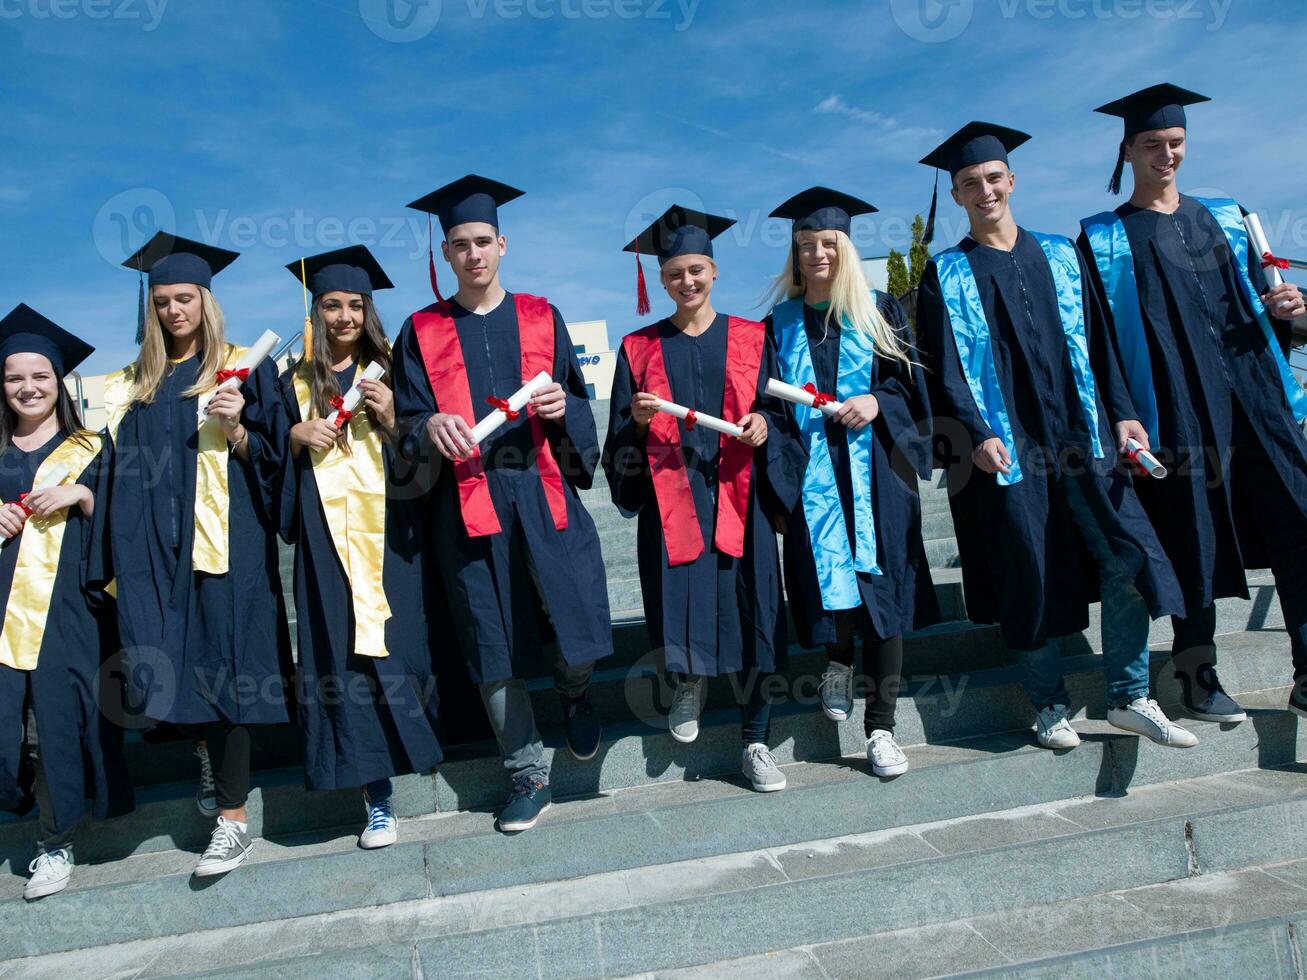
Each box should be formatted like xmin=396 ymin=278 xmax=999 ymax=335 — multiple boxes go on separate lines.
xmin=2 ymin=82 xmax=1305 ymax=902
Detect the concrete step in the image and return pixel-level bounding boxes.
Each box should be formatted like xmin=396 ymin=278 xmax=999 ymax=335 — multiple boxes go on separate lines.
xmin=13 ymin=770 xmax=1305 ymax=976
xmin=619 ymin=858 xmax=1307 ymax=979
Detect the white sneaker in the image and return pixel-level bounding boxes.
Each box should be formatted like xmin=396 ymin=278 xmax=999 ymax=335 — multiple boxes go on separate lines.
xmin=24 ymin=848 xmax=73 ymax=900
xmin=669 ymin=677 xmax=704 ymax=743
xmin=741 ymin=743 xmax=787 ymax=792
xmin=359 ymin=795 xmax=398 ymax=849
xmin=819 ymin=662 xmax=854 ymax=722
xmin=194 ymin=817 xmax=254 ymax=877
xmin=866 ymin=730 xmax=909 ymax=777
xmin=1035 ymin=705 xmax=1081 ymax=750
xmin=195 ymin=743 xmax=218 ymax=818
xmin=1108 ymin=697 xmax=1199 ymax=748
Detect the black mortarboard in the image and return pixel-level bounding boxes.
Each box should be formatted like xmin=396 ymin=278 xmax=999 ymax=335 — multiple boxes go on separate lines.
xmin=286 ymin=245 xmax=394 ymax=298
xmin=121 ymin=232 xmax=240 ymax=344
xmin=0 ymin=303 xmax=94 ymax=377
xmin=1095 ymin=83 xmax=1209 ymax=138
xmin=406 ymin=174 xmax=524 ymax=236
xmin=769 ymin=186 xmax=878 ymax=235
xmin=1096 ymin=83 xmax=1209 ymax=194
xmin=919 ymin=121 xmax=1031 ymax=244
xmin=623 ymin=205 xmax=737 ymax=315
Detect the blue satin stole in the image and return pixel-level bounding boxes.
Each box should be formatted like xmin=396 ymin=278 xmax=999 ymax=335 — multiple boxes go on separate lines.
xmin=933 ymin=233 xmax=1104 ymax=488
xmin=772 ymin=297 xmax=881 ymax=611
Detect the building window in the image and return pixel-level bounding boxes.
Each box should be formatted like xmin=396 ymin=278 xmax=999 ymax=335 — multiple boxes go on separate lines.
xmin=585 ymin=383 xmax=596 ymax=400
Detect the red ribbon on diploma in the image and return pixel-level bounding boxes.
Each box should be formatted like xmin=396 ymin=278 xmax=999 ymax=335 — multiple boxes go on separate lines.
xmin=330 ymin=394 xmax=352 ymax=429
xmin=1262 ymin=251 xmax=1290 ymax=271
xmin=216 ymin=367 xmax=250 ymax=384
xmin=15 ymin=492 xmax=32 ymax=517
xmin=487 ymin=396 xmax=520 ymax=421
xmin=684 ymin=410 xmax=699 ymax=430
xmin=1125 ymin=448 xmax=1149 ymax=477
xmin=803 ymin=382 xmax=835 ymax=407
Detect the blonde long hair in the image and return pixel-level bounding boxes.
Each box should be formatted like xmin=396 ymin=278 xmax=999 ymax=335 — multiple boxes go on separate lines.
xmin=129 ymin=286 xmax=229 ymax=404
xmin=763 ymin=230 xmax=912 ymax=365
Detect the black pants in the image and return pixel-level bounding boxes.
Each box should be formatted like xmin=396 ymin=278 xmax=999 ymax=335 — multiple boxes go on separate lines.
xmin=826 ymin=613 xmax=903 ymax=737
xmin=673 ymin=671 xmax=774 ymax=745
xmin=24 ymin=704 xmax=73 ymax=853
xmin=200 ymin=721 xmax=252 ymax=811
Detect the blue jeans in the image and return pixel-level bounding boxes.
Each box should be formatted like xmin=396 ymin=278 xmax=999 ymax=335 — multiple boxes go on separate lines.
xmin=1018 ymin=476 xmax=1152 ymax=710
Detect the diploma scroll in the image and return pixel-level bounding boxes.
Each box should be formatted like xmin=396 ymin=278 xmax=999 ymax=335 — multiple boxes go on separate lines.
xmin=765 ymin=378 xmax=844 ymax=417
xmin=1125 ymin=438 xmax=1167 ymax=480
xmin=197 ymin=329 xmax=282 ymax=421
xmin=1243 ymin=211 xmax=1286 ymax=290
xmin=6 ymin=464 xmax=73 ymax=534
xmin=650 ymin=397 xmax=745 ymax=439
xmin=327 ymin=362 xmax=387 ymax=428
xmin=470 ymin=371 xmax=554 ymax=445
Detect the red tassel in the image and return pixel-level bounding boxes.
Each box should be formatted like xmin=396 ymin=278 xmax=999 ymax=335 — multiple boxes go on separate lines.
xmin=635 ymin=245 xmax=651 ymax=317
xmin=428 ymin=216 xmax=444 ymax=303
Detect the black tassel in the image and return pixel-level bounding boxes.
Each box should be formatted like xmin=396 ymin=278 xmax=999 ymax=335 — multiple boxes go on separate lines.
xmin=1108 ymin=141 xmax=1126 ymax=195
xmin=134 ymin=261 xmax=145 ymax=344
xmin=790 ymin=246 xmax=802 ymax=288
xmin=923 ymin=170 xmax=939 ymax=246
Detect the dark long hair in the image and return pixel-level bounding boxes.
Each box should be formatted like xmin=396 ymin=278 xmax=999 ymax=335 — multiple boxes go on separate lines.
xmin=304 ymin=294 xmax=392 ymax=443
xmin=0 ymin=373 xmax=93 ymax=456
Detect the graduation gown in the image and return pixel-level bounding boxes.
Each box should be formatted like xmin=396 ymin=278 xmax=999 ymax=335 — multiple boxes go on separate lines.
xmin=107 ymin=355 xmax=292 ymax=725
xmin=278 ymin=362 xmax=443 ymax=791
xmin=391 ymin=294 xmax=612 ymax=685
xmin=764 ymin=295 xmax=940 ymax=648
xmin=0 ymin=433 xmax=133 ymax=834
xmin=603 ymin=314 xmax=806 ymax=677
xmin=1076 ymin=196 xmax=1307 ymax=614
xmin=918 ymin=230 xmax=1183 ymax=651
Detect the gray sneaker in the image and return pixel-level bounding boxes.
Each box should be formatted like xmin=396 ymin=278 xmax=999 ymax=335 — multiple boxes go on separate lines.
xmin=195 ymin=743 xmax=218 ymax=818
xmin=819 ymin=662 xmax=854 ymax=722
xmin=194 ymin=817 xmax=254 ymax=877
xmin=669 ymin=677 xmax=704 ymax=743
xmin=742 ymin=742 xmax=787 ymax=792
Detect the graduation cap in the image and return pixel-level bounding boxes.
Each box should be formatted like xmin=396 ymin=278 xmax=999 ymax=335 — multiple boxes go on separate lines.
xmin=0 ymin=303 xmax=94 ymax=377
xmin=622 ymin=205 xmax=737 ymax=316
xmin=286 ymin=245 xmax=394 ymax=298
xmin=407 ymin=174 xmax=524 ymax=302
xmin=1095 ymin=83 xmax=1209 ymax=193
xmin=771 ymin=187 xmax=878 ymax=287
xmin=121 ymin=232 xmax=240 ymax=343
xmin=918 ymin=122 xmax=1031 ymax=244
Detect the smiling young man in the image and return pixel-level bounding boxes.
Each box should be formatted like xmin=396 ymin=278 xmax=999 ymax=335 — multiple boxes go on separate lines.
xmin=389 ymin=175 xmax=611 ymax=833
xmin=1077 ymin=84 xmax=1307 ymax=724
xmin=916 ymin=122 xmax=1193 ymax=752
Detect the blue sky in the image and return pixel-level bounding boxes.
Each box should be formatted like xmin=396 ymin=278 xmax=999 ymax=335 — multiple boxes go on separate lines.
xmin=2 ymin=0 xmax=1305 ymax=374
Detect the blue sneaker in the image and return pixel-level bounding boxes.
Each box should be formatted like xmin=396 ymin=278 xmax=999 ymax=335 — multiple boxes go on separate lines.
xmin=496 ymin=776 xmax=551 ymax=833
xmin=561 ymin=693 xmax=601 ymax=761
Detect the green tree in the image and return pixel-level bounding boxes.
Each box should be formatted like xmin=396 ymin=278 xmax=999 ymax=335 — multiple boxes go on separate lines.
xmin=908 ymin=213 xmax=929 ymax=290
xmin=885 ymin=249 xmax=909 ymax=300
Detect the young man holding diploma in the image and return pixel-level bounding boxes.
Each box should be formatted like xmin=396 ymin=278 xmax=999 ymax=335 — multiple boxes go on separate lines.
xmin=916 ymin=123 xmax=1194 ymax=752
xmin=390 ymin=175 xmax=611 ymax=833
xmin=1077 ymin=84 xmax=1307 ymax=724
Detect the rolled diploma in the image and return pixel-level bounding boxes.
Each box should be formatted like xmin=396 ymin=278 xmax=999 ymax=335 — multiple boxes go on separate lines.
xmin=470 ymin=371 xmax=553 ymax=445
xmin=1126 ymin=438 xmax=1167 ymax=479
xmin=1243 ymin=212 xmax=1284 ymax=289
xmin=3 ymin=464 xmax=72 ymax=537
xmin=765 ymin=377 xmax=844 ymax=417
xmin=650 ymin=396 xmax=745 ymax=439
xmin=197 ymin=329 xmax=282 ymax=420
xmin=327 ymin=361 xmax=387 ymax=428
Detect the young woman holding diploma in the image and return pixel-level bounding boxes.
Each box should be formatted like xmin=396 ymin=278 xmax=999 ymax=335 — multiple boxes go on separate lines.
xmin=603 ymin=205 xmax=806 ymax=792
xmin=279 ymin=246 xmax=442 ymax=849
xmin=105 ymin=234 xmax=291 ymax=877
xmin=0 ymin=305 xmax=133 ymax=900
xmin=762 ymin=188 xmax=938 ymax=778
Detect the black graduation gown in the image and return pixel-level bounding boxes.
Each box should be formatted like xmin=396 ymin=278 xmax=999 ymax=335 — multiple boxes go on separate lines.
xmin=764 ymin=295 xmax=941 ymax=648
xmin=0 ymin=434 xmax=133 ymax=834
xmin=603 ymin=314 xmax=807 ymax=677
xmin=1075 ymin=196 xmax=1307 ymax=614
xmin=107 ymin=355 xmax=292 ymax=725
xmin=391 ymin=294 xmax=612 ymax=685
xmin=278 ymin=363 xmax=443 ymax=791
xmin=917 ymin=230 xmax=1184 ymax=651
